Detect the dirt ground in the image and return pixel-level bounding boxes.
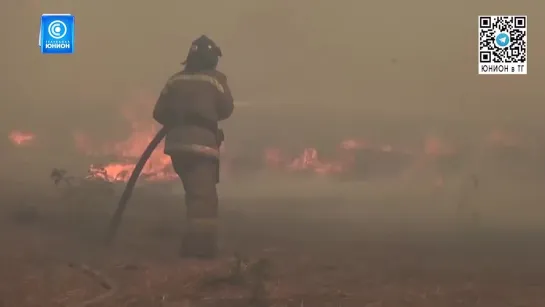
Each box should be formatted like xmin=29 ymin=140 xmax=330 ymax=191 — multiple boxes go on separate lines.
xmin=0 ymin=176 xmax=544 ymax=307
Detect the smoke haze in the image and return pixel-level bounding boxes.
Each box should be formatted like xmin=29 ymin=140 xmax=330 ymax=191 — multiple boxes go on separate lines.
xmin=1 ymin=1 xmax=545 ymax=225
xmin=2 ymin=0 xmax=544 ymax=127
xmin=3 ymin=5 xmax=545 ymax=305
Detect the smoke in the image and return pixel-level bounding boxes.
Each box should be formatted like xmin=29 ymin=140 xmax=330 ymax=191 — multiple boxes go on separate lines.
xmin=1 ymin=0 xmax=545 ymax=229
xmin=2 ymin=1 xmax=543 ymax=121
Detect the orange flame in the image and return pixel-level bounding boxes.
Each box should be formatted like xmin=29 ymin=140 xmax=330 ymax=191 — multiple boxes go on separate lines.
xmin=6 ymin=91 xmax=527 ymax=186
xmin=76 ymin=124 xmax=176 ymax=182
xmin=73 ymin=92 xmax=177 ymax=182
xmin=424 ymin=136 xmax=455 ymax=156
xmin=8 ymin=130 xmax=35 ymax=146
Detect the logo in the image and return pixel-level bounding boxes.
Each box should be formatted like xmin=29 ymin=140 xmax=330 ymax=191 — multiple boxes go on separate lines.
xmin=495 ymin=32 xmax=510 ymax=48
xmin=39 ymin=14 xmax=75 ymax=54
xmin=48 ymin=20 xmax=68 ymax=39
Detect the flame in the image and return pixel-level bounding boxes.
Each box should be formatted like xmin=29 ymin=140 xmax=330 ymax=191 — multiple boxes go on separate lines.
xmin=5 ymin=91 xmax=529 ymax=186
xmin=424 ymin=136 xmax=455 ymax=156
xmin=264 ymin=142 xmax=355 ymax=175
xmin=6 ymin=122 xmax=525 ymax=185
xmin=8 ymin=130 xmax=35 ymax=146
xmin=262 ymin=135 xmax=455 ymax=176
xmin=73 ymin=93 xmax=177 ymax=182
xmin=264 ymin=147 xmax=284 ymax=168
xmin=78 ymin=125 xmax=176 ymax=182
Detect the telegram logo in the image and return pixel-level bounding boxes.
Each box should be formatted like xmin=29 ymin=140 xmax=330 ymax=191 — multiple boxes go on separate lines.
xmin=495 ymin=32 xmax=510 ymax=48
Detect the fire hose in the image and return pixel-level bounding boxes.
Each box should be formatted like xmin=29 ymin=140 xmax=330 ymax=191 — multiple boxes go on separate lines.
xmin=105 ymin=126 xmax=222 ymax=245
xmin=105 ymin=126 xmax=168 ymax=245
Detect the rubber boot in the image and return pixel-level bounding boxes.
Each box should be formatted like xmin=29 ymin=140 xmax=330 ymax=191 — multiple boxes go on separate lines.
xmin=180 ymin=218 xmax=218 ymax=259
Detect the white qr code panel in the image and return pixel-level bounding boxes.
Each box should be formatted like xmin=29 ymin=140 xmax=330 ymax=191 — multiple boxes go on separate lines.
xmin=478 ymin=15 xmax=527 ymax=75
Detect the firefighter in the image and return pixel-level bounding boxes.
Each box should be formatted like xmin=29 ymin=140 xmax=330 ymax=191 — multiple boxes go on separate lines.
xmin=152 ymin=35 xmax=234 ymax=258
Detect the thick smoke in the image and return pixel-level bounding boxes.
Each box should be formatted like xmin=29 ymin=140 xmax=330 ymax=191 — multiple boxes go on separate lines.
xmin=1 ymin=0 xmax=544 ymax=228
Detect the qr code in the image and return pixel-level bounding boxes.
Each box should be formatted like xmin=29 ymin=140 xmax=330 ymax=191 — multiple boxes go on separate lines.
xmin=478 ymin=16 xmax=527 ymax=64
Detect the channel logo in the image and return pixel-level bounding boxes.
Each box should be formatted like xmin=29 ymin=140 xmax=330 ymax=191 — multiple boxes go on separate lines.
xmin=39 ymin=14 xmax=75 ymax=54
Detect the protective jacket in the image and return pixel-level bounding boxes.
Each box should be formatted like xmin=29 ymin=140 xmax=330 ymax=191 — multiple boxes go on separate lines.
xmin=152 ymin=69 xmax=234 ymax=158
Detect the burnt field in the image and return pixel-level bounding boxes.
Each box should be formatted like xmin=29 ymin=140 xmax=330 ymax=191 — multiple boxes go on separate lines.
xmin=1 ymin=173 xmax=545 ymax=307
xmin=3 ymin=0 xmax=544 ymax=305
xmin=3 ymin=108 xmax=545 ymax=307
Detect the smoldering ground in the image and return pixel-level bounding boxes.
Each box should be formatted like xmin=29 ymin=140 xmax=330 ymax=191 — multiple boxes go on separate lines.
xmin=2 ymin=169 xmax=545 ymax=306
xmin=1 ymin=0 xmax=545 ymax=306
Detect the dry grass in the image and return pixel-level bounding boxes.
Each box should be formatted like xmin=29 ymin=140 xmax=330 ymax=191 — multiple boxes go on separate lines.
xmin=1 ymin=173 xmax=545 ymax=307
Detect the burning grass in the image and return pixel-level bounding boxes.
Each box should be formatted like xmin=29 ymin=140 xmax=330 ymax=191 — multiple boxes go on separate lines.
xmin=8 ymin=117 xmax=543 ymax=191
xmin=4 ymin=95 xmax=545 ymax=305
xmin=7 ymin=92 xmax=543 ymax=190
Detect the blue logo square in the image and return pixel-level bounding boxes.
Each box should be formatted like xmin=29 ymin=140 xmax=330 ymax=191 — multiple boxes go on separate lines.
xmin=40 ymin=14 xmax=75 ymax=54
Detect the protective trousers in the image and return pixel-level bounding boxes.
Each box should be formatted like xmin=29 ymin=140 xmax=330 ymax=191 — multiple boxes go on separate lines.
xmin=171 ymin=152 xmax=219 ymax=258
